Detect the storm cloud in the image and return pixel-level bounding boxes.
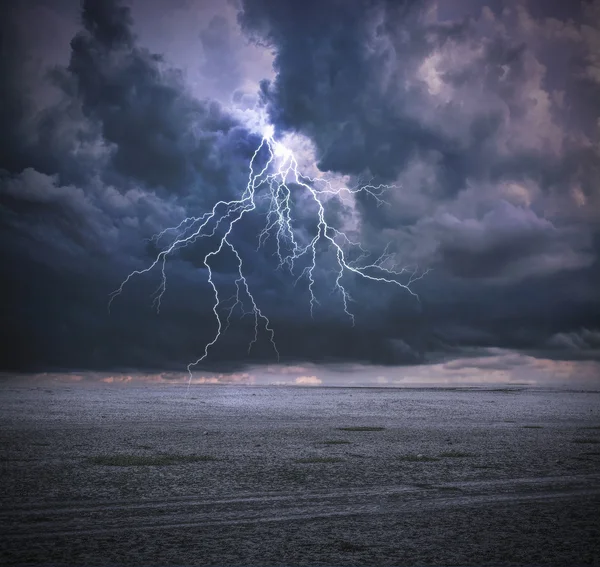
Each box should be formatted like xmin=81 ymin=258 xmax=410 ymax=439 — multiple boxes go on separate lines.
xmin=0 ymin=0 xmax=599 ymax=384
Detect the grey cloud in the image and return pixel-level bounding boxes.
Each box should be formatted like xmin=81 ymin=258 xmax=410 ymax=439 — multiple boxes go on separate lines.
xmin=239 ymin=0 xmax=567 ymax=184
xmin=1 ymin=0 xmax=599 ymax=377
xmin=442 ymin=350 xmax=531 ymax=372
xmin=547 ymin=328 xmax=600 ymax=352
xmin=417 ymin=200 xmax=594 ymax=281
xmin=239 ymin=0 xmax=599 ymax=228
xmin=66 ymin=0 xmax=259 ymax=198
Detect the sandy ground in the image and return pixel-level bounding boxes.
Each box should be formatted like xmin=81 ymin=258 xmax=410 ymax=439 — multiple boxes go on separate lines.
xmin=1 ymin=384 xmax=599 ymax=566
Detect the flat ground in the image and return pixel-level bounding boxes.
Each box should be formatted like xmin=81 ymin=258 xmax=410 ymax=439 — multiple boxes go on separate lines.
xmin=1 ymin=384 xmax=599 ymax=566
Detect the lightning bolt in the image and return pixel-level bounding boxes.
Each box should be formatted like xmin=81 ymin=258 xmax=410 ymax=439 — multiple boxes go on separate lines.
xmin=109 ymin=126 xmax=429 ymax=386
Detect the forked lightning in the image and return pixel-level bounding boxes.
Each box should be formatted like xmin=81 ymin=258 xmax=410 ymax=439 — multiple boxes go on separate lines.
xmin=109 ymin=127 xmax=428 ymax=383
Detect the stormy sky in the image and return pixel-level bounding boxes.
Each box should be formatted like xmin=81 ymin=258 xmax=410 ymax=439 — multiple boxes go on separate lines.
xmin=1 ymin=0 xmax=599 ymax=386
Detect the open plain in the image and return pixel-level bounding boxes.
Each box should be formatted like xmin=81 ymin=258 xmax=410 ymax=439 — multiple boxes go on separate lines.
xmin=1 ymin=383 xmax=599 ymax=566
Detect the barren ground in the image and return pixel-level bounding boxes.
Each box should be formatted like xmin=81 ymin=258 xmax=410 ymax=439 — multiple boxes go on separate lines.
xmin=1 ymin=384 xmax=599 ymax=566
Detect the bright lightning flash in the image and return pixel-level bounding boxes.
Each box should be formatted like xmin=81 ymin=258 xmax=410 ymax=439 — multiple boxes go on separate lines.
xmin=109 ymin=129 xmax=428 ymax=384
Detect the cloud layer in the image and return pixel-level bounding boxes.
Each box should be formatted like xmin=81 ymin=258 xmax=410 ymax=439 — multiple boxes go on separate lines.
xmin=0 ymin=0 xmax=598 ymax=383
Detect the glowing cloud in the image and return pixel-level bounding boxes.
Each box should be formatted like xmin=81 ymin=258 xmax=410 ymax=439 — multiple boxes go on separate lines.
xmin=109 ymin=129 xmax=427 ymax=384
xmin=295 ymin=376 xmax=322 ymax=386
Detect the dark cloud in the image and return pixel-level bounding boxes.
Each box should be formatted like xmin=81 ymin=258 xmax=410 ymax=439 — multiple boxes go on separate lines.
xmin=415 ymin=200 xmax=593 ymax=281
xmin=0 ymin=0 xmax=599 ymax=379
xmin=548 ymin=328 xmax=600 ymax=350
xmin=239 ymin=0 xmax=599 ymax=240
xmin=0 ymin=7 xmax=39 ymax=174
xmin=545 ymin=328 xmax=600 ymax=361
xmin=67 ymin=0 xmax=254 ymax=196
xmin=0 ymin=0 xmax=260 ymax=371
xmin=240 ymin=0 xmax=512 ymax=192
xmin=237 ymin=0 xmax=599 ymax=360
xmin=240 ymin=0 xmax=442 ymax=181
